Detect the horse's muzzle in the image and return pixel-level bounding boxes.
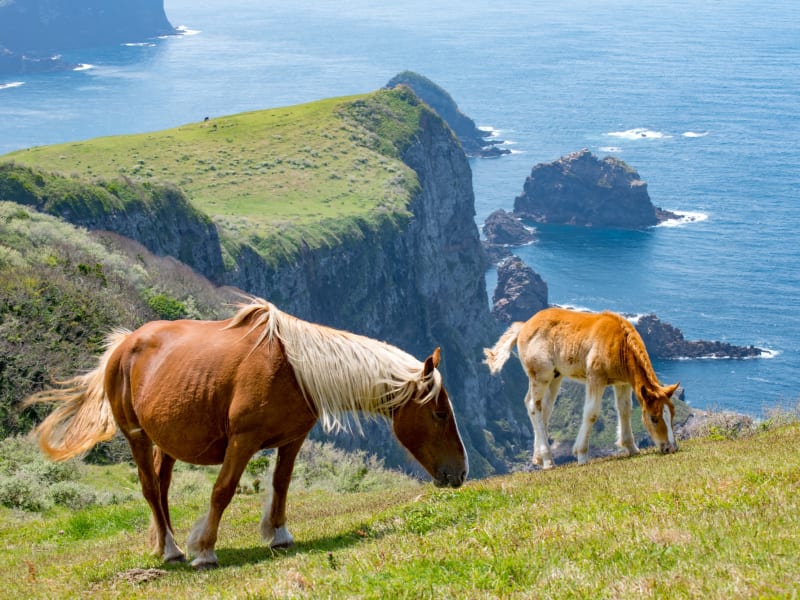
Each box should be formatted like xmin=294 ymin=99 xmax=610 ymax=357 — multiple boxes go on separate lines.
xmin=434 ymin=469 xmax=467 ymax=488
xmin=660 ymin=442 xmax=679 ymax=454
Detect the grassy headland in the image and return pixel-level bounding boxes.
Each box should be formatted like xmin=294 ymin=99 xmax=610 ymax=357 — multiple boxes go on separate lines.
xmin=3 ymin=89 xmax=424 ymax=264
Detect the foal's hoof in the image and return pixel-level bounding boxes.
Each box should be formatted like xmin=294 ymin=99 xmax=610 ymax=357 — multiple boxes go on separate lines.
xmin=191 ymin=559 xmax=219 ymax=570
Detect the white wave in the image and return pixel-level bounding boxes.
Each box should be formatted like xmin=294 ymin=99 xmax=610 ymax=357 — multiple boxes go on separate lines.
xmin=124 ymin=42 xmax=156 ymax=47
xmin=657 ymin=210 xmax=709 ymax=228
xmin=682 ymin=131 xmax=709 ymax=138
xmin=599 ymin=146 xmax=621 ymax=153
xmin=73 ymin=64 xmax=94 ymax=71
xmin=175 ymin=25 xmax=202 ymax=36
xmin=607 ymin=128 xmax=670 ymax=140
xmin=0 ymin=82 xmax=24 ymax=90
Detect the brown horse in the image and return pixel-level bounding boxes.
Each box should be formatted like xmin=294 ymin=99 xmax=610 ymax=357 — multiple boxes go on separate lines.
xmin=26 ymin=299 xmax=468 ymax=569
xmin=484 ymin=307 xmax=679 ymax=469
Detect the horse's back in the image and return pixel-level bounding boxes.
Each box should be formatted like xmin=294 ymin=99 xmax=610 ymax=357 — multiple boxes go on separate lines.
xmin=104 ymin=316 xmax=313 ymax=464
xmin=517 ymin=308 xmax=629 ymax=382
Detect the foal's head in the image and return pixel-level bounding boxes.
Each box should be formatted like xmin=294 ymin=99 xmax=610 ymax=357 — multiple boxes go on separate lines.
xmin=639 ymin=382 xmax=680 ymax=454
xmin=391 ymin=348 xmax=468 ymax=488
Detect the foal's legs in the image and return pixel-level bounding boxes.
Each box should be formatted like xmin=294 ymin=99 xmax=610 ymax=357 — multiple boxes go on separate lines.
xmin=613 ymin=384 xmax=639 ymax=456
xmin=187 ymin=436 xmax=259 ymax=569
xmin=573 ymin=380 xmax=605 ymax=465
xmin=260 ymin=436 xmax=306 ymax=547
xmin=526 ymin=378 xmax=556 ymax=469
xmin=126 ymin=431 xmax=184 ymax=562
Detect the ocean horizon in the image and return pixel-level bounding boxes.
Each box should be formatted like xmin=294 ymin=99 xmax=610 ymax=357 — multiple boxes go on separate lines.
xmin=1 ymin=0 xmax=798 ymax=416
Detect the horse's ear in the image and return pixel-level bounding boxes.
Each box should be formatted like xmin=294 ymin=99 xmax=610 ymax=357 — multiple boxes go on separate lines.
xmin=423 ymin=347 xmax=441 ymax=376
xmin=665 ymin=382 xmax=680 ymax=399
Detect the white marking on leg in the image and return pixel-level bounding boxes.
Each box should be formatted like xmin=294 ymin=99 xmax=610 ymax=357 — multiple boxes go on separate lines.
xmin=664 ymin=405 xmax=677 ymax=449
xmin=270 ymin=525 xmax=294 ymax=548
xmin=163 ymin=529 xmax=185 ymax=563
xmin=186 ymin=512 xmax=209 ymax=557
xmin=190 ymin=548 xmax=219 ymax=569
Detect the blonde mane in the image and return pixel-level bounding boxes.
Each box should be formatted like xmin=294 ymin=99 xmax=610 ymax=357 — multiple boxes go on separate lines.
xmin=226 ymin=299 xmax=442 ymax=433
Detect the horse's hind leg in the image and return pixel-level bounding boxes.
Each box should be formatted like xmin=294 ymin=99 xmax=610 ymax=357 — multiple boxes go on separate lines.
xmin=613 ymin=384 xmax=639 ymax=456
xmin=150 ymin=447 xmax=185 ymax=562
xmin=126 ymin=432 xmax=185 ymax=563
xmin=260 ymin=435 xmax=305 ymax=548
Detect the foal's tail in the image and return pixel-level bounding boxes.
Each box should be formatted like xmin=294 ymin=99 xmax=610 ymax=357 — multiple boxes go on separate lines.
xmin=483 ymin=322 xmax=524 ymax=374
xmin=24 ymin=329 xmax=130 ymax=461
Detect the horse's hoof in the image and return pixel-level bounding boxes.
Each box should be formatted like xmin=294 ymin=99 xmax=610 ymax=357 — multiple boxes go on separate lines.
xmin=165 ymin=554 xmax=187 ymax=564
xmin=191 ymin=560 xmax=218 ymax=570
xmin=270 ymin=540 xmax=294 ymax=550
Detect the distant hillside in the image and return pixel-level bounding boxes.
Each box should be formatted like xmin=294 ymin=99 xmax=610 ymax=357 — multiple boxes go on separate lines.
xmin=0 ymin=0 xmax=175 ymax=74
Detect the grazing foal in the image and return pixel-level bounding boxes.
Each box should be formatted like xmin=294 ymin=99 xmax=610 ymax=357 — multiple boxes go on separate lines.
xmin=484 ymin=307 xmax=679 ymax=469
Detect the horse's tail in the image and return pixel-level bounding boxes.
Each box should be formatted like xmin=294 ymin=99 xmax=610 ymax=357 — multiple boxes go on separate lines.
xmin=483 ymin=322 xmax=525 ymax=374
xmin=24 ymin=329 xmax=130 ymax=461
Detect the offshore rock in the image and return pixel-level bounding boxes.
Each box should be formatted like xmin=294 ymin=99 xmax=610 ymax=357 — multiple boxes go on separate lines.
xmin=385 ymin=71 xmax=510 ymax=158
xmin=513 ymin=148 xmax=678 ymax=228
xmin=632 ymin=314 xmax=765 ymax=359
xmin=483 ymin=209 xmax=537 ymax=247
xmin=491 ymin=256 xmax=548 ymax=325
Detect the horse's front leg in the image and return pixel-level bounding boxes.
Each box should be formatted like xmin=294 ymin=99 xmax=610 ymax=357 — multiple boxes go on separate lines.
xmin=260 ymin=435 xmax=306 ymax=548
xmin=613 ymin=384 xmax=639 ymax=456
xmin=187 ymin=436 xmax=258 ymax=569
xmin=573 ymin=382 xmax=604 ymax=465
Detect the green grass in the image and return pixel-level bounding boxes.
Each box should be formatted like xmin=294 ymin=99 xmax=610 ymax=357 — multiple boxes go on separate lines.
xmin=3 ymin=89 xmax=424 ymax=262
xmin=2 ymin=424 xmax=798 ymax=598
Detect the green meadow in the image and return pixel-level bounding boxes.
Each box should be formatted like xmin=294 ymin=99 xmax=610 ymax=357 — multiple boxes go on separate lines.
xmin=1 ymin=421 xmax=798 ymax=599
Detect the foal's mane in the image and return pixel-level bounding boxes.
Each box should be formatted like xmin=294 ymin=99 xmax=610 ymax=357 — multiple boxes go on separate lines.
xmin=226 ymin=299 xmax=442 ymax=432
xmin=615 ymin=313 xmax=662 ymax=395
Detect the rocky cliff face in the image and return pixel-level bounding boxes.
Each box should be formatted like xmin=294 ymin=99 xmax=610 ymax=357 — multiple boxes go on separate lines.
xmin=385 ymin=71 xmax=509 ymax=158
xmin=513 ymin=149 xmax=677 ymax=228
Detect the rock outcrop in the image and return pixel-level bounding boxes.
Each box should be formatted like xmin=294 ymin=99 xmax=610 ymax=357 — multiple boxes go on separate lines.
xmin=632 ymin=313 xmax=765 ymax=359
xmin=385 ymin=71 xmax=510 ymax=158
xmin=513 ymin=149 xmax=678 ymax=228
xmin=483 ymin=209 xmax=536 ymax=246
xmin=491 ymin=256 xmax=548 ymax=325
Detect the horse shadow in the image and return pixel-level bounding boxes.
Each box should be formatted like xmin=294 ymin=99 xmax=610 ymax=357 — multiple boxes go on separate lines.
xmin=186 ymin=526 xmax=383 ymax=569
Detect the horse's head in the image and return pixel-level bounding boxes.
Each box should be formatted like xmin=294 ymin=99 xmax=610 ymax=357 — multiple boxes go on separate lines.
xmin=639 ymin=382 xmax=680 ymax=454
xmin=391 ymin=348 xmax=468 ymax=488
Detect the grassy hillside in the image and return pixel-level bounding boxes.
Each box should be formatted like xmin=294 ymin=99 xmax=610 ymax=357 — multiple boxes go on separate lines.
xmin=2 ymin=420 xmax=797 ymax=598
xmin=4 ymin=90 xmax=424 ymax=263
xmin=0 ymin=202 xmax=238 ymax=436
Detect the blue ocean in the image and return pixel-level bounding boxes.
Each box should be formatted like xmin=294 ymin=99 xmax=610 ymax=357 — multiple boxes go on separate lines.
xmin=1 ymin=0 xmax=798 ymax=416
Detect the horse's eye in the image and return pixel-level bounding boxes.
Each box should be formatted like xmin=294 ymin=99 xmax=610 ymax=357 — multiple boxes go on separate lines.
xmin=650 ymin=415 xmax=660 ymax=424
xmin=434 ymin=410 xmax=449 ymax=421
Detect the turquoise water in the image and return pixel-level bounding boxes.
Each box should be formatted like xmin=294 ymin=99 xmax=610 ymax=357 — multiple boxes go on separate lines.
xmin=1 ymin=0 xmax=798 ymax=415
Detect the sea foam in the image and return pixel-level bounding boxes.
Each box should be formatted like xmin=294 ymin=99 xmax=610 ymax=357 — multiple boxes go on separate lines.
xmin=0 ymin=82 xmax=24 ymax=90
xmin=607 ymin=128 xmax=670 ymax=140
xmin=657 ymin=210 xmax=709 ymax=228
